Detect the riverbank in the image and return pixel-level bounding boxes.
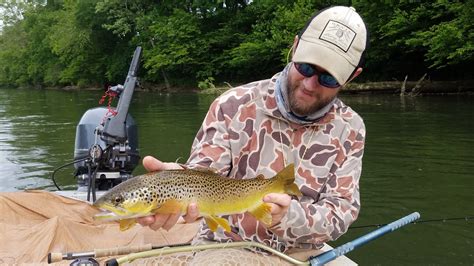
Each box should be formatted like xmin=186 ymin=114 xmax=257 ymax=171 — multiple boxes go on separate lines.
xmin=198 ymin=80 xmax=474 ymax=95
xmin=343 ymin=80 xmax=474 ymax=95
xmin=3 ymin=80 xmax=474 ymax=95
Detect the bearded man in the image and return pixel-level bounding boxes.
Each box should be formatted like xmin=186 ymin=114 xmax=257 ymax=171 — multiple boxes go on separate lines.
xmin=139 ymin=5 xmax=368 ymax=254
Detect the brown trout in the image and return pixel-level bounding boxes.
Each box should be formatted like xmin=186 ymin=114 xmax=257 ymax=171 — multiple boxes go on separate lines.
xmin=93 ymin=164 xmax=301 ymax=232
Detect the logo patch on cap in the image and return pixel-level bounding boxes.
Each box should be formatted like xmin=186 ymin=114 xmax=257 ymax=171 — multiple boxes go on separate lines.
xmin=319 ymin=20 xmax=356 ymax=52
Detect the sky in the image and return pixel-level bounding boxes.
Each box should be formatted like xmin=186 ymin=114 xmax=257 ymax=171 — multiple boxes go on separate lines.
xmin=1 ymin=6 xmax=7 ymax=32
xmin=0 ymin=4 xmax=24 ymax=33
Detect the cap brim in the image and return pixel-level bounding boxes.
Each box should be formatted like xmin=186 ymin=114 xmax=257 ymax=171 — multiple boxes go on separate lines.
xmin=293 ymin=39 xmax=356 ymax=85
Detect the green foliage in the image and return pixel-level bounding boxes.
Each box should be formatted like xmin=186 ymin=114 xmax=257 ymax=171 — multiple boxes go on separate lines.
xmin=197 ymin=77 xmax=216 ymax=90
xmin=0 ymin=23 xmax=29 ymax=85
xmin=409 ymin=1 xmax=474 ymax=68
xmin=1 ymin=0 xmax=473 ymax=88
xmin=226 ymin=0 xmax=320 ymax=76
xmin=354 ymin=0 xmax=474 ymax=80
xmin=145 ymin=9 xmax=203 ymax=72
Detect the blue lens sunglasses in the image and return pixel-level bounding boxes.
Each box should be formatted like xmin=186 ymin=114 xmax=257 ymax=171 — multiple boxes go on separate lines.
xmin=294 ymin=62 xmax=341 ymax=88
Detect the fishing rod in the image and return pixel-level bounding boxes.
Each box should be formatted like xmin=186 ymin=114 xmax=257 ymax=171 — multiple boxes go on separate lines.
xmin=47 ymin=243 xmax=190 ymax=264
xmin=349 ymin=215 xmax=473 ymax=229
xmin=100 ymin=212 xmax=420 ymax=266
xmin=47 ymin=212 xmax=420 ymax=265
xmin=309 ymin=212 xmax=419 ymax=265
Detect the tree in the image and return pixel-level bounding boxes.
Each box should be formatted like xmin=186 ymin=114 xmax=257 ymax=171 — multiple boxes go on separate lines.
xmin=353 ymin=0 xmax=474 ymax=80
xmin=1 ymin=0 xmax=474 ymax=88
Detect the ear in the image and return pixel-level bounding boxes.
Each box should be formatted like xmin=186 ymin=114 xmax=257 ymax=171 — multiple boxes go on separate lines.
xmin=347 ymin=67 xmax=363 ymax=83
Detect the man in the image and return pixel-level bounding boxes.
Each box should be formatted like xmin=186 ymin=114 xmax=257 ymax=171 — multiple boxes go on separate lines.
xmin=139 ymin=5 xmax=368 ymax=253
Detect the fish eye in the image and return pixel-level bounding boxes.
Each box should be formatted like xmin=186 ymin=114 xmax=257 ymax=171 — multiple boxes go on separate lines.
xmin=113 ymin=195 xmax=123 ymax=205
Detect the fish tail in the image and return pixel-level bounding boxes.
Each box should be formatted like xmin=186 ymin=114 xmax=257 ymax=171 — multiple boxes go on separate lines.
xmin=273 ymin=164 xmax=302 ymax=197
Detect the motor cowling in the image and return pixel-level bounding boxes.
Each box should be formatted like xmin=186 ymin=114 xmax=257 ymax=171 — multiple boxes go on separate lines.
xmin=73 ymin=107 xmax=139 ymax=190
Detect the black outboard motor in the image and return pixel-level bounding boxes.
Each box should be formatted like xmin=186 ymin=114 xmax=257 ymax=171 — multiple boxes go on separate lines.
xmin=74 ymin=107 xmax=139 ymax=190
xmin=72 ymin=47 xmax=142 ymax=201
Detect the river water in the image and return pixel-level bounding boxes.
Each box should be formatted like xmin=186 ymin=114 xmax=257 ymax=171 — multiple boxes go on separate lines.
xmin=0 ymin=88 xmax=472 ymax=265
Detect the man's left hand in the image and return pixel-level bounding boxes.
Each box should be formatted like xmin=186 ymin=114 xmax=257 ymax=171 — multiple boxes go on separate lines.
xmin=263 ymin=193 xmax=292 ymax=227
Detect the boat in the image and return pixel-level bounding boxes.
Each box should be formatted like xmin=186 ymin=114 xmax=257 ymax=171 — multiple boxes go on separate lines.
xmin=0 ymin=47 xmax=358 ymax=265
xmin=0 ymin=190 xmax=357 ymax=265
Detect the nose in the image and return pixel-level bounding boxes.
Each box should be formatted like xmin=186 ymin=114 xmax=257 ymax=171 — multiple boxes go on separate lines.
xmin=302 ymin=73 xmax=322 ymax=90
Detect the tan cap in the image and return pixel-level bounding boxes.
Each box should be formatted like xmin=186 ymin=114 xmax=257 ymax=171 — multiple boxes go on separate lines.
xmin=292 ymin=6 xmax=367 ymax=85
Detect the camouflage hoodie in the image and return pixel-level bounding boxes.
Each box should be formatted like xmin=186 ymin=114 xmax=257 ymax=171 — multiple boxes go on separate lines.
xmin=187 ymin=70 xmax=365 ymax=252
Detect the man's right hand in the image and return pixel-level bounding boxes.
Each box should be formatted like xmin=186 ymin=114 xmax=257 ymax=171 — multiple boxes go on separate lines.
xmin=136 ymin=156 xmax=200 ymax=231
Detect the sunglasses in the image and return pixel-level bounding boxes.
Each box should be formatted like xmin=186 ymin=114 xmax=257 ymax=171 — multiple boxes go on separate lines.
xmin=294 ymin=62 xmax=340 ymax=88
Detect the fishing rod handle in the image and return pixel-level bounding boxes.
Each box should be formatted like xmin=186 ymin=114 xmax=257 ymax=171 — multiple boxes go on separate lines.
xmin=47 ymin=244 xmax=153 ymax=263
xmin=48 ymin=253 xmax=64 ymax=263
xmin=95 ymin=244 xmax=153 ymax=257
xmin=388 ymin=211 xmax=420 ymax=230
xmin=309 ymin=212 xmax=420 ymax=266
xmin=48 ymin=251 xmax=95 ymax=263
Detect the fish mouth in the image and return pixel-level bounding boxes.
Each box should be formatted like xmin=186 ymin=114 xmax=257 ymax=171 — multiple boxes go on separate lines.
xmin=93 ymin=203 xmax=153 ymax=222
xmin=94 ymin=210 xmax=153 ymax=222
xmin=93 ymin=202 xmax=131 ymax=221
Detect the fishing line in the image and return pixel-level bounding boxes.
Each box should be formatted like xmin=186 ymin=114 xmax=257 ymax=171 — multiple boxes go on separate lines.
xmin=349 ymin=216 xmax=474 ymax=229
xmin=51 ymin=156 xmax=89 ymax=190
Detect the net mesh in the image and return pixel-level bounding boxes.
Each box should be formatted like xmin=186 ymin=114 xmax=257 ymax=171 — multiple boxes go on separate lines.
xmin=133 ymin=247 xmax=289 ymax=265
xmin=95 ymin=239 xmax=354 ymax=265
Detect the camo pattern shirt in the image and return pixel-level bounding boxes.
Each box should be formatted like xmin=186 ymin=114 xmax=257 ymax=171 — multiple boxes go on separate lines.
xmin=187 ymin=71 xmax=365 ymax=252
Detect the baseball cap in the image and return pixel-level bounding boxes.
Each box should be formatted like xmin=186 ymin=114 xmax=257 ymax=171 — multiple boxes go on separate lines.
xmin=292 ymin=6 xmax=368 ymax=85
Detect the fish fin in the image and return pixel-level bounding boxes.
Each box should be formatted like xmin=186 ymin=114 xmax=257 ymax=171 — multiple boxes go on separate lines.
xmin=273 ymin=164 xmax=302 ymax=197
xmin=204 ymin=216 xmax=231 ymax=232
xmin=154 ymin=199 xmax=183 ymax=214
xmin=285 ymin=183 xmax=302 ymax=197
xmin=188 ymin=165 xmax=220 ymax=174
xmin=176 ymin=162 xmax=219 ymax=173
xmin=127 ymin=201 xmax=156 ymax=214
xmin=119 ymin=218 xmax=137 ymax=231
xmin=177 ymin=162 xmax=188 ymax=169
xmin=248 ymin=203 xmax=272 ymax=226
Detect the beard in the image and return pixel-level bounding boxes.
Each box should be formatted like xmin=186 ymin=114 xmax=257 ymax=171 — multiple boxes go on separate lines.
xmin=287 ymin=78 xmax=337 ymax=116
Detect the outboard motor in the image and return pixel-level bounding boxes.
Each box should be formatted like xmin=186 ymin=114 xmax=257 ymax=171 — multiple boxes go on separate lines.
xmin=71 ymin=46 xmax=142 ymax=201
xmin=74 ymin=107 xmax=139 ymax=191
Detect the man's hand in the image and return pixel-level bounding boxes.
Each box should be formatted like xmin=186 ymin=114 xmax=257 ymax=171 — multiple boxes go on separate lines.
xmin=136 ymin=156 xmax=200 ymax=231
xmin=263 ymin=193 xmax=292 ymax=227
xmin=142 ymin=155 xmax=182 ymax=171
